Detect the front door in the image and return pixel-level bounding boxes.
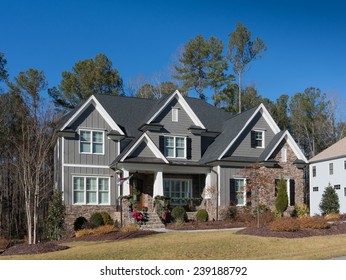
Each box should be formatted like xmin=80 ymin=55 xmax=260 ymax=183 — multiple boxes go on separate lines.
xmin=130 ymin=177 xmax=144 ymax=210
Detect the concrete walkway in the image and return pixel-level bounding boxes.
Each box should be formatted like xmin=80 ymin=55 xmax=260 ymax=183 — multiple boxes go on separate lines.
xmin=152 ymin=227 xmax=245 ymax=233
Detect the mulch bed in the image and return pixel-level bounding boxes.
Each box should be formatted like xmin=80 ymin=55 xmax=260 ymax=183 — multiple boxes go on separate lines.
xmin=237 ymin=222 xmax=346 ymax=238
xmin=3 ymin=221 xmax=346 ymax=256
xmin=0 ymin=230 xmax=159 ymax=256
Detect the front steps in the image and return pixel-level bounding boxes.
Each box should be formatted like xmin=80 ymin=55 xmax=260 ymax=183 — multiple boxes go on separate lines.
xmin=140 ymin=212 xmax=165 ymax=230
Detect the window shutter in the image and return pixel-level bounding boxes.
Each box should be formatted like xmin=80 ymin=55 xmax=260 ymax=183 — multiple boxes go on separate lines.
xmin=230 ymin=179 xmax=236 ymax=205
xmin=186 ymin=137 xmax=192 ymax=159
xmin=246 ymin=189 xmax=252 ymax=206
xmin=289 ymin=179 xmax=295 ymax=206
xmin=251 ymin=131 xmax=256 ymax=148
xmin=159 ymin=136 xmax=164 ymax=154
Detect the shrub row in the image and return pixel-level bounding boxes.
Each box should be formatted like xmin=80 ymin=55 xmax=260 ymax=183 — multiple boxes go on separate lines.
xmin=270 ymin=216 xmax=330 ymax=232
xmin=73 ymin=211 xmax=113 ymax=231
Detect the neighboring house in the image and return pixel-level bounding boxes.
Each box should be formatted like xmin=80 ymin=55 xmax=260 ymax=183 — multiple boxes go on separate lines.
xmin=55 ymin=90 xmax=308 ymax=229
xmin=309 ymin=137 xmax=346 ymax=215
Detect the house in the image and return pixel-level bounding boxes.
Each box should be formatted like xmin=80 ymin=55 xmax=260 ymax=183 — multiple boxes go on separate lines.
xmin=55 ymin=90 xmax=308 ymax=229
xmin=309 ymin=137 xmax=346 ymax=215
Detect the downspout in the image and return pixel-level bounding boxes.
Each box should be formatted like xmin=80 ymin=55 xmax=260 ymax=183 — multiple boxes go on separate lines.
xmin=211 ymin=168 xmax=219 ymax=221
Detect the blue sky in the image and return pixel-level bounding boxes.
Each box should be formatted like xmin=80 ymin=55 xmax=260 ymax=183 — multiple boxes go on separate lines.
xmin=2 ymin=0 xmax=346 ymax=104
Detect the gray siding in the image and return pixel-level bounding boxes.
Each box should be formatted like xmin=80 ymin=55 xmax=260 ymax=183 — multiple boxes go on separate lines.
xmin=219 ymin=167 xmax=243 ymax=206
xmin=129 ymin=141 xmax=156 ymax=158
xmin=63 ymin=166 xmax=116 ymax=205
xmin=226 ymin=112 xmax=276 ymax=158
xmin=64 ymin=104 xmax=119 ymax=166
xmin=149 ymin=98 xmax=201 ymax=161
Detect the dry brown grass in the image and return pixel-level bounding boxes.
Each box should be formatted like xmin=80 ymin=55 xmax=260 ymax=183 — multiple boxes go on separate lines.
xmin=75 ymin=225 xmax=116 ymax=237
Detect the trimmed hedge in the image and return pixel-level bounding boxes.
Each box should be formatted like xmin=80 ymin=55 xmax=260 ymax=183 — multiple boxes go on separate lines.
xmin=171 ymin=206 xmax=187 ymax=223
xmin=196 ymin=209 xmax=209 ymax=222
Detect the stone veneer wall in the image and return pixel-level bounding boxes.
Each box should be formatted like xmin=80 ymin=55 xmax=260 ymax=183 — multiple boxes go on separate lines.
xmin=64 ymin=205 xmax=118 ymax=235
xmin=205 ymin=142 xmax=306 ymax=220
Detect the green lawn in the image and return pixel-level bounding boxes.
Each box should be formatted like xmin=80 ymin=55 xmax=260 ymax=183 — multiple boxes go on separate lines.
xmin=2 ymin=230 xmax=346 ymax=260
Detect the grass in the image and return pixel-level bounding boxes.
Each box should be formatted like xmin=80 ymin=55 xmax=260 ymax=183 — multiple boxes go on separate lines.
xmin=2 ymin=231 xmax=346 ymax=260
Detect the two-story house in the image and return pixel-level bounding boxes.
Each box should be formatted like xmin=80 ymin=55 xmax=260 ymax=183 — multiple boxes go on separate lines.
xmin=309 ymin=136 xmax=346 ymax=215
xmin=55 ymin=90 xmax=308 ymax=229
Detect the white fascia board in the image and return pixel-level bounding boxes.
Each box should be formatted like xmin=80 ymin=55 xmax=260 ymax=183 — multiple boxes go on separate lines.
xmin=120 ymin=133 xmax=169 ymax=163
xmin=61 ymin=95 xmax=125 ymax=135
xmin=264 ymin=130 xmax=308 ymax=163
xmin=146 ymin=90 xmax=205 ymax=129
xmin=217 ymin=104 xmax=280 ymax=161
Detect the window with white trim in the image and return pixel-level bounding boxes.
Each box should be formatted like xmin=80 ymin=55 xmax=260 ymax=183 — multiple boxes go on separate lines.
xmin=329 ymin=163 xmax=334 ymax=175
xmin=312 ymin=166 xmax=316 ymax=177
xmin=172 ymin=108 xmax=179 ymax=122
xmin=163 ymin=179 xmax=192 ymax=204
xmin=334 ymin=184 xmax=341 ymax=190
xmin=230 ymin=178 xmax=246 ymax=206
xmin=73 ymin=176 xmax=110 ymax=204
xmin=313 ymin=187 xmax=319 ymax=192
xmin=164 ymin=136 xmax=186 ymax=158
xmin=80 ymin=130 xmax=104 ymax=154
xmin=281 ymin=147 xmax=287 ymax=162
xmin=251 ymin=130 xmax=265 ymax=148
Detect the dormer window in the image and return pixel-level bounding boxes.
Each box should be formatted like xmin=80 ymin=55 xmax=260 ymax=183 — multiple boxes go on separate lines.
xmin=251 ymin=130 xmax=265 ymax=148
xmin=172 ymin=108 xmax=179 ymax=122
xmin=80 ymin=129 xmax=104 ymax=154
xmin=164 ymin=136 xmax=186 ymax=158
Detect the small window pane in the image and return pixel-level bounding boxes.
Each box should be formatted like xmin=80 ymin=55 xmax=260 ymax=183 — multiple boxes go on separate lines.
xmin=86 ymin=178 xmax=97 ymax=190
xmin=93 ymin=131 xmax=103 ymax=142
xmin=99 ymin=192 xmax=109 ymax=204
xmin=98 ymin=178 xmax=109 ymax=191
xmin=80 ymin=131 xmax=91 ymax=142
xmin=176 ymin=148 xmax=185 ymax=158
xmin=74 ymin=191 xmax=84 ymax=204
xmin=80 ymin=142 xmax=91 ymax=153
xmin=93 ymin=143 xmax=103 ymax=153
xmin=86 ymin=192 xmax=97 ymax=204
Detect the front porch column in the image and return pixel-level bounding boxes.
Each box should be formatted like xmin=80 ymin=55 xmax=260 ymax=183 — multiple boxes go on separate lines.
xmin=153 ymin=171 xmax=163 ymax=197
xmin=204 ymin=172 xmax=213 ymax=199
xmin=122 ymin=169 xmax=130 ymax=195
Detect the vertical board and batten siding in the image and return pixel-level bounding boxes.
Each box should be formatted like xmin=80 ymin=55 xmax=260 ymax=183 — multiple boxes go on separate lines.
xmin=61 ymin=103 xmax=119 ymax=205
xmin=148 ymin=97 xmax=201 ymax=161
xmin=219 ymin=167 xmax=243 ymax=206
xmin=227 ymin=112 xmax=276 ymax=158
xmin=129 ymin=141 xmax=157 ymax=158
xmin=63 ymin=166 xmax=116 ymax=205
xmin=65 ymin=104 xmax=119 ymax=166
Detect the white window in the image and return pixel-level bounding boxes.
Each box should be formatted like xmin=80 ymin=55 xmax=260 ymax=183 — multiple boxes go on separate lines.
xmin=251 ymin=130 xmax=264 ymax=148
xmin=163 ymin=179 xmax=192 ymax=204
xmin=230 ymin=178 xmax=246 ymax=206
xmin=172 ymin=108 xmax=179 ymax=122
xmin=312 ymin=166 xmax=316 ymax=177
xmin=334 ymin=184 xmax=341 ymax=190
xmin=313 ymin=187 xmax=319 ymax=192
xmin=80 ymin=130 xmax=104 ymax=154
xmin=281 ymin=147 xmax=287 ymax=162
xmin=164 ymin=136 xmax=186 ymax=158
xmin=329 ymin=163 xmax=334 ymax=175
xmin=73 ymin=176 xmax=110 ymax=205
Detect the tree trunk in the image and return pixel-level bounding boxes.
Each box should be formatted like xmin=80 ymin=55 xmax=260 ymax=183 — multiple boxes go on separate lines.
xmin=238 ymin=73 xmax=242 ymax=113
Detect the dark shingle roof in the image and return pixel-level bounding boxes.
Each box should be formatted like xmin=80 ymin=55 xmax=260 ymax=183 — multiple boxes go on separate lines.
xmin=258 ymin=130 xmax=286 ymax=162
xmin=200 ymin=106 xmax=259 ymax=164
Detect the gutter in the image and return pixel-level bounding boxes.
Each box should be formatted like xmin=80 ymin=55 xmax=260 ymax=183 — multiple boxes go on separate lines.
xmin=211 ymin=168 xmax=219 ymax=221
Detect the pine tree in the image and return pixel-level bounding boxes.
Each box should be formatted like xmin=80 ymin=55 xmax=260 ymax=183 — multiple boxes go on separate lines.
xmin=275 ymin=178 xmax=288 ymax=217
xmin=45 ymin=191 xmax=66 ymax=240
xmin=319 ymin=184 xmax=340 ymax=215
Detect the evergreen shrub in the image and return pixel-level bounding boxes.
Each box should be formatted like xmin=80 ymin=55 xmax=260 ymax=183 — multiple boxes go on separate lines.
xmin=89 ymin=212 xmax=105 ymax=228
xmin=171 ymin=206 xmax=187 ymax=223
xmin=319 ymin=184 xmax=340 ymax=215
xmin=227 ymin=206 xmax=237 ymax=220
xmin=73 ymin=216 xmax=88 ymax=231
xmin=196 ymin=209 xmax=209 ymax=222
xmin=274 ymin=178 xmax=288 ymax=216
